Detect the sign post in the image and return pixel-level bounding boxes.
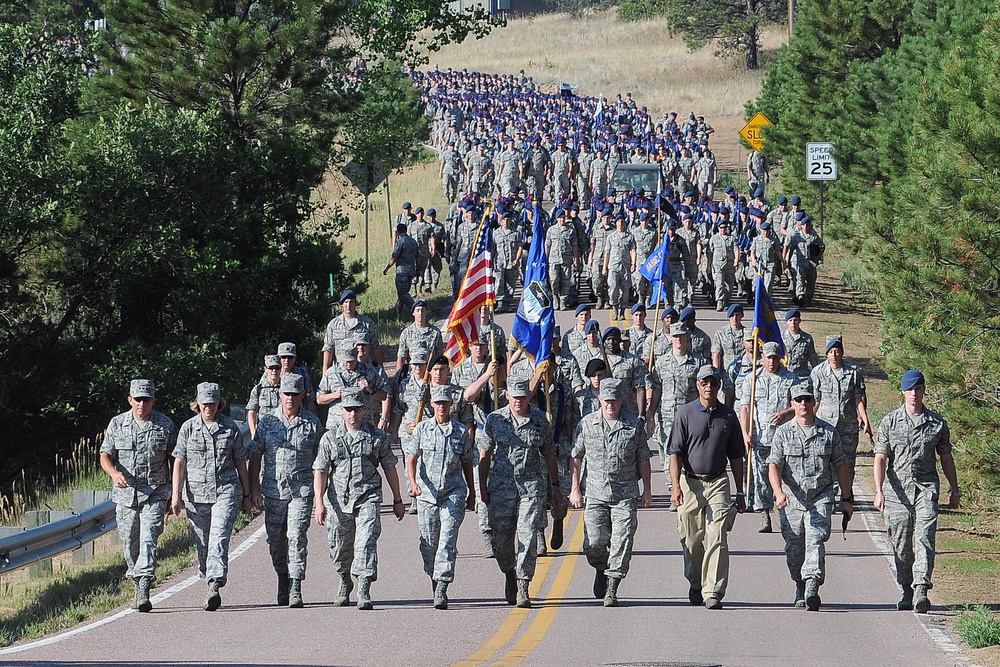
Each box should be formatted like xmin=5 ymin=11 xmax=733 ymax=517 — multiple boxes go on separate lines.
xmin=740 ymin=112 xmax=774 ymax=153
xmin=805 ymin=142 xmax=837 ymax=237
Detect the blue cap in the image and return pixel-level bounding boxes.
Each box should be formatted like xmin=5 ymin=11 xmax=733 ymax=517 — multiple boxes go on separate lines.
xmin=726 ymin=304 xmax=744 ymax=317
xmin=575 ymin=303 xmax=592 ymax=316
xmin=427 ymin=208 xmax=436 ymax=216
xmin=584 ymin=320 xmax=600 ymax=334
xmin=607 ymin=188 xmax=617 ymax=196
xmin=825 ymin=334 xmax=843 ymax=354
xmin=749 ymin=207 xmax=763 ymax=217
xmin=760 ymin=221 xmax=771 ymax=230
xmin=753 ymin=188 xmax=764 ymax=198
xmin=785 ymin=309 xmax=801 ymax=321
xmin=630 ymin=303 xmax=646 ymax=314
xmin=725 ymin=186 xmax=736 ymax=195
xmin=415 ymin=206 xmax=424 ymax=214
xmin=339 ymin=289 xmax=357 ymax=304
xmin=603 ymin=326 xmax=621 ymax=339
xmin=795 ymin=211 xmax=809 ymax=222
xmin=601 ymin=204 xmax=614 ymax=216
xmin=777 ymin=196 xmax=789 ymax=205
xmin=661 ymin=306 xmax=678 ymax=320
xmin=683 ymin=191 xmax=695 ymax=199
xmin=791 ymin=195 xmax=802 ymax=206
xmin=680 ymin=306 xmax=695 ymax=321
xmin=402 ymin=201 xmax=412 ymax=209
xmin=900 ymin=369 xmax=925 ymax=391
xmin=411 ymin=299 xmax=427 ymax=312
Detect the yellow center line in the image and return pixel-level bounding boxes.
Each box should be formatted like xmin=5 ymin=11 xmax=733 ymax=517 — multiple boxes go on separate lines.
xmin=450 ymin=511 xmax=580 ymax=667
xmin=487 ymin=509 xmax=586 ymax=667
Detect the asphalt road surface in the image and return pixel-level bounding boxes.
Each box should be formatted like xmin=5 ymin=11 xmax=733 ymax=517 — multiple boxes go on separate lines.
xmin=0 ymin=303 xmax=971 ymax=667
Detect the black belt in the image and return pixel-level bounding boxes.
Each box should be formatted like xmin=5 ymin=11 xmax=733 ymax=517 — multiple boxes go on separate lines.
xmin=684 ymin=471 xmax=725 ymax=482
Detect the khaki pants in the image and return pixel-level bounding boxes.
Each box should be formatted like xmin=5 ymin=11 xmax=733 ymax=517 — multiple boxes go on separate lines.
xmin=677 ymin=474 xmax=732 ymax=599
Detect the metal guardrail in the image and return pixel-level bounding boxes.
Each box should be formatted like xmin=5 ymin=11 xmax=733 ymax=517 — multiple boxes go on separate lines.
xmin=0 ymin=502 xmax=117 ymax=575
xmin=0 ymin=420 xmax=252 ymax=576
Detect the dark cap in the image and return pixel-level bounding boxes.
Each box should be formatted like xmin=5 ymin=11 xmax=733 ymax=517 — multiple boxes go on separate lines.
xmin=630 ymin=303 xmax=646 ymax=314
xmin=680 ymin=306 xmax=695 ymax=321
xmin=575 ymin=303 xmax=592 ymax=316
xmin=603 ymin=326 xmax=621 ymax=340
xmin=584 ymin=359 xmax=607 ymax=377
xmin=339 ymin=289 xmax=357 ymax=304
xmin=825 ymin=335 xmax=843 ymax=354
xmin=785 ymin=309 xmax=801 ymax=321
xmin=411 ymin=299 xmax=427 ymax=312
xmin=900 ymin=369 xmax=925 ymax=391
xmin=584 ymin=320 xmax=600 ymax=335
xmin=727 ymin=304 xmax=744 ymax=317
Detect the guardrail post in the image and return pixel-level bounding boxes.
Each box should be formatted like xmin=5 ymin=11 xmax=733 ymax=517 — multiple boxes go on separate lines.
xmin=72 ymin=490 xmax=112 ymax=564
xmin=0 ymin=526 xmax=24 ymax=539
xmin=26 ymin=511 xmax=52 ymax=579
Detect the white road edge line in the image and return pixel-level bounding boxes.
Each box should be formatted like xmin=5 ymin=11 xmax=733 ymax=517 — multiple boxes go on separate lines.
xmin=0 ymin=525 xmax=267 ymax=656
xmin=852 ymin=480 xmax=981 ymax=667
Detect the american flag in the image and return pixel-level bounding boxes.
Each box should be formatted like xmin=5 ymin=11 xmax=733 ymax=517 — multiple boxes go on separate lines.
xmin=444 ymin=211 xmax=495 ymax=364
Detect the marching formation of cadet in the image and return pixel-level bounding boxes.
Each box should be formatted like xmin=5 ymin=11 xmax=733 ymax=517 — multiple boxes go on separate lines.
xmin=97 ymin=70 xmax=960 ymax=622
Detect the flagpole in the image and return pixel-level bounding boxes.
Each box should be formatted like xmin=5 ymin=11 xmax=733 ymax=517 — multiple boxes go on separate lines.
xmin=489 ymin=304 xmax=499 ymax=411
xmin=647 ymin=280 xmax=664 ymax=371
xmin=414 ymin=364 xmax=432 ymax=427
xmin=746 ymin=336 xmax=759 ymax=500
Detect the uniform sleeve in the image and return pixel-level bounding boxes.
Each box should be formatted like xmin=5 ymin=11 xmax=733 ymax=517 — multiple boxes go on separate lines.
xmin=539 ymin=417 xmax=555 ymax=457
xmin=166 ymin=419 xmax=179 ymax=455
xmin=711 ymin=330 xmax=723 ymax=356
xmin=313 ymin=432 xmax=335 ymax=471
xmin=935 ymin=418 xmax=952 ymax=456
xmin=402 ymin=422 xmax=421 ymax=457
xmin=397 ymin=328 xmax=410 ymax=358
xmin=322 ymin=319 xmax=337 ymax=353
xmin=460 ymin=426 xmax=476 ymax=463
xmin=377 ymin=430 xmax=398 ymax=469
xmin=246 ymin=384 xmax=261 ymax=413
xmin=173 ymin=420 xmax=191 ymax=462
xmin=477 ymin=415 xmax=495 ymax=453
xmin=318 ymin=368 xmax=344 ymax=395
xmin=810 ymin=366 xmax=823 ymax=403
xmin=853 ymin=368 xmax=867 ymax=403
xmin=432 ymin=328 xmax=445 ymax=356
xmin=391 ymin=237 xmax=404 ymax=261
xmin=635 ymin=426 xmax=653 ymax=462
xmin=874 ymin=413 xmax=892 ymax=455
xmin=765 ymin=426 xmax=785 ymax=467
xmin=249 ymin=416 xmax=270 ymax=456
xmin=100 ymin=417 xmax=119 ymax=456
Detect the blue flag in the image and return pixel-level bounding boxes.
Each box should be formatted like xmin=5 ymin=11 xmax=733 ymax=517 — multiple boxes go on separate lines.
xmin=639 ymin=236 xmax=670 ymax=307
xmin=511 ymin=203 xmax=555 ymax=372
xmin=751 ymin=274 xmax=786 ymax=359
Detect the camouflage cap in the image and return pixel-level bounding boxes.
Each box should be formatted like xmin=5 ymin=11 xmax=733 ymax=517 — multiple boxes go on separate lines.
xmin=762 ymin=341 xmax=782 ymax=357
xmin=410 ymin=347 xmax=430 ymax=364
xmin=341 ymin=386 xmax=365 ymax=408
xmin=337 ymin=341 xmax=358 ymax=361
xmin=430 ymin=385 xmax=454 ymax=403
xmin=130 ymin=379 xmax=156 ymax=399
xmin=280 ymin=373 xmax=304 ymax=394
xmin=599 ymin=378 xmax=624 ymax=401
xmin=264 ymin=354 xmax=281 ymax=368
xmin=507 ymin=376 xmax=531 ymax=398
xmin=791 ymin=380 xmax=815 ymax=400
xmin=196 ymin=382 xmax=221 ymax=404
xmin=669 ymin=323 xmax=688 ymax=336
xmin=277 ymin=342 xmax=297 ymax=358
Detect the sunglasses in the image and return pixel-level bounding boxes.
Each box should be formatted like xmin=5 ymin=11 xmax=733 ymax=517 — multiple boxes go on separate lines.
xmin=133 ymin=396 xmax=154 ymax=403
xmin=343 ymin=406 xmax=363 ymax=412
xmin=698 ymin=379 xmax=720 ymax=387
xmin=792 ymin=396 xmax=815 ymax=403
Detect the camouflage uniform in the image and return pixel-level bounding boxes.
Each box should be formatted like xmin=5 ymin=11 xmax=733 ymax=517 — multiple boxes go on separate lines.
xmin=810 ymin=361 xmax=867 ymax=481
xmin=494 ymin=223 xmax=521 ymax=312
xmin=441 ymin=146 xmax=461 ymax=202
xmin=411 ymin=218 xmax=434 ymax=293
xmin=604 ymin=229 xmax=636 ymax=316
xmin=174 ymin=412 xmax=247 ymax=586
xmin=708 ymin=231 xmax=737 ymax=309
xmin=738 ymin=367 xmax=797 ymax=512
xmin=546 ymin=221 xmax=579 ymax=310
xmin=562 ymin=325 xmax=588 ymax=362
xmin=322 ymin=313 xmax=380 ymax=366
xmin=391 ymin=233 xmax=419 ymax=314
xmin=767 ymin=417 xmax=848 ymax=586
xmin=627 ymin=325 xmax=653 ymax=362
xmin=398 ymin=323 xmax=444 ymax=366
xmin=784 ymin=227 xmax=825 ymax=304
xmin=783 ymin=329 xmax=820 ymax=379
xmin=524 ymin=146 xmax=550 ymax=201
xmin=318 ymin=361 xmax=388 ymax=431
xmin=590 ymin=154 xmax=609 ymax=199
xmin=604 ymin=351 xmax=648 ymax=420
xmin=497 ymin=145 xmax=521 ymax=196
xmin=751 ymin=232 xmax=781 ymax=295
xmin=252 ymin=406 xmax=323 ymax=581
xmin=314 ymin=422 xmax=396 ymax=580
xmin=451 ymin=218 xmax=479 ymax=297
xmin=246 ymin=376 xmax=281 ymax=423
xmin=551 ymin=148 xmax=572 ymax=197
xmin=875 ymin=406 xmax=952 ymax=592
xmin=406 ymin=416 xmax=475 ymax=583
xmin=676 ymin=224 xmax=703 ymax=301
xmin=428 ymin=218 xmax=448 ymax=291
xmin=572 ymin=412 xmax=652 ymax=579
xmin=685 ymin=323 xmax=712 ymax=361
xmin=632 ymin=222 xmax=658 ymax=305
xmin=101 ymin=409 xmax=177 ymax=580
xmin=712 ymin=325 xmax=746 ymax=394
xmin=589 ymin=220 xmax=614 ymax=308
xmin=478 ymin=405 xmax=554 ymax=581
xmin=575 ymin=147 xmax=594 ymax=202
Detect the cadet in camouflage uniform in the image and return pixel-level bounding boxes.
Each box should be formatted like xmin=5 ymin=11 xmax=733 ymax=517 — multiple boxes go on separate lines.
xmin=546 ymin=209 xmax=580 ymax=311
xmin=589 ymin=209 xmax=614 ymax=309
xmin=664 ymin=221 xmax=689 ymax=308
xmin=496 ymin=137 xmax=521 ymax=198
xmin=523 ymin=137 xmax=550 ymax=202
xmin=783 ymin=213 xmax=825 ymax=307
xmin=171 ymin=382 xmax=250 ymax=611
xmin=318 ymin=341 xmax=388 ymax=431
xmin=451 ymin=207 xmax=479 ymax=298
xmin=427 ymin=209 xmax=448 ymax=292
xmin=708 ymin=219 xmax=738 ymax=311
xmin=627 ymin=304 xmax=653 ymax=361
xmin=277 ymin=342 xmax=316 ymax=414
xmin=751 ymin=222 xmax=781 ymax=295
xmin=384 ymin=223 xmax=419 ymax=315
xmin=782 ymin=309 xmax=820 ymax=379
xmin=313 ymin=388 xmax=405 ymax=611
xmin=603 ymin=215 xmax=637 ymax=322
xmin=576 ymin=359 xmax=607 ymax=422
xmin=570 ymin=378 xmax=653 ymax=607
xmin=562 ymin=304 xmax=593 ymax=362
xmin=396 ymin=300 xmax=444 ymax=373
xmin=478 ymin=376 xmax=562 ymax=609
xmin=411 ymin=210 xmax=434 ymax=294
xmin=575 ymin=142 xmax=595 ymax=203
xmin=712 ymin=304 xmax=747 ymax=407
xmin=738 ymin=342 xmax=797 ymax=533
xmin=676 ymin=147 xmax=695 ymax=195
xmin=632 ymin=212 xmax=658 ymax=306
xmin=100 ymin=379 xmax=177 ymax=613
xmin=810 ymin=335 xmax=873 ymax=488
xmin=651 ymin=324 xmax=708 ymax=493
xmin=494 ymin=213 xmax=522 ymax=313
xmin=590 ymin=148 xmax=609 ymax=199
xmin=768 ymin=380 xmax=852 ymax=610
xmin=746 ymin=150 xmax=770 ymax=195
xmin=676 ymin=214 xmax=703 ymax=303
xmin=601 ymin=327 xmax=648 ymax=421
xmin=246 ymin=355 xmax=282 ymax=438
xmin=679 ymin=307 xmax=711 ymax=361
xmin=550 ymin=140 xmax=572 ymax=198
xmin=695 ymin=149 xmax=718 ymax=199
xmin=873 ymin=369 xmax=961 ymax=613
xmin=249 ymin=374 xmax=323 ymax=608
xmin=466 ymin=141 xmax=491 ymax=194
xmin=405 ymin=385 xmax=477 ymax=609
xmin=440 ymin=141 xmax=461 ymax=203
xmin=321 ymin=289 xmax=382 ymax=375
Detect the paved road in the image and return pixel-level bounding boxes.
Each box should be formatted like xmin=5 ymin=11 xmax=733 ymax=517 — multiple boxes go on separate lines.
xmin=0 ymin=302 xmax=971 ymax=667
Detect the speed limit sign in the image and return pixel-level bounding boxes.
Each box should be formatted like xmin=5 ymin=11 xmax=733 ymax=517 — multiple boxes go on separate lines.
xmin=806 ymin=143 xmax=837 ymax=181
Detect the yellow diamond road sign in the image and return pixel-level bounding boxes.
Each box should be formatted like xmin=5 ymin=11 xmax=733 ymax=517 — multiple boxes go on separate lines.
xmin=740 ymin=112 xmax=773 ymax=152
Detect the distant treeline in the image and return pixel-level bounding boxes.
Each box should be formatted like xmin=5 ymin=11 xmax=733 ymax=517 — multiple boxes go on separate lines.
xmin=752 ymin=0 xmax=1000 ymax=494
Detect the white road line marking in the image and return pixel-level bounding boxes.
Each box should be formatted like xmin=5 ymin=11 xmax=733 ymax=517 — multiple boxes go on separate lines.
xmin=0 ymin=525 xmax=267 ymax=656
xmin=852 ymin=481 xmax=981 ymax=666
